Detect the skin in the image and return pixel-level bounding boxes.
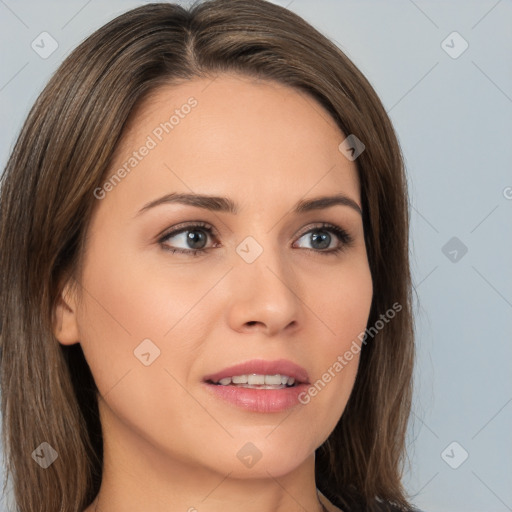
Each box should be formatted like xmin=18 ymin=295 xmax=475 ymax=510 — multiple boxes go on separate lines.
xmin=54 ymin=73 xmax=373 ymax=512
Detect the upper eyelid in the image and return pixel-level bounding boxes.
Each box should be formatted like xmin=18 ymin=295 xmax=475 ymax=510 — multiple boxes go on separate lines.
xmin=295 ymin=222 xmax=345 ymax=237
xmin=158 ymin=221 xmax=216 ymax=239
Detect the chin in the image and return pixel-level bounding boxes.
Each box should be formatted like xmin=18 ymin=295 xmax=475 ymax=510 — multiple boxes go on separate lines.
xmin=204 ymin=431 xmax=319 ymax=479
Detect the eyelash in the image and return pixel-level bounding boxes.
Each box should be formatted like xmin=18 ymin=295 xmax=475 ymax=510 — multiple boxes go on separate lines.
xmin=157 ymin=221 xmax=353 ymax=257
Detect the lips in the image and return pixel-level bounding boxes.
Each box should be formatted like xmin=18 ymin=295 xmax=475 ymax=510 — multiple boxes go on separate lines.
xmin=202 ymin=359 xmax=311 ymax=413
xmin=203 ymin=358 xmax=310 ymax=385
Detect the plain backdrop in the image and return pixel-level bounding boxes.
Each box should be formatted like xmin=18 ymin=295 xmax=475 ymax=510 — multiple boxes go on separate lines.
xmin=0 ymin=1 xmax=511 ymax=511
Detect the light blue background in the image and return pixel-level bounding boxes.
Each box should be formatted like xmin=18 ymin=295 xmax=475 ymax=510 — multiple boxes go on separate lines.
xmin=1 ymin=1 xmax=511 ymax=511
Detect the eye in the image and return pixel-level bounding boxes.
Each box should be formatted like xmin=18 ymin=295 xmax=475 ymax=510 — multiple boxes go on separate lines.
xmin=157 ymin=221 xmax=353 ymax=257
xmin=293 ymin=223 xmax=353 ymax=254
xmin=158 ymin=222 xmax=217 ymax=256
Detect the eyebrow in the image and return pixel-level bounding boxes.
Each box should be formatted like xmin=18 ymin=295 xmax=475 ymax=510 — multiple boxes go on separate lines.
xmin=136 ymin=192 xmax=362 ymax=216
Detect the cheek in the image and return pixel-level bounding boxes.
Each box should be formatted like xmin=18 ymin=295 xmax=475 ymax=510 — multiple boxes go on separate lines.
xmin=74 ymin=237 xmax=187 ymax=393
xmin=75 ymin=230 xmax=232 ymax=403
xmin=77 ymin=232 xmax=208 ymax=340
xmin=298 ymin=257 xmax=372 ymax=428
xmin=310 ymin=256 xmax=373 ymax=348
xmin=74 ymin=246 xmax=216 ymax=451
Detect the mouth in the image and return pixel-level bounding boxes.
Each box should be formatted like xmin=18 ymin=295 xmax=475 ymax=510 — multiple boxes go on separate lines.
xmin=203 ymin=358 xmax=309 ymax=388
xmin=206 ymin=373 xmax=299 ymax=389
xmin=202 ymin=359 xmax=310 ymax=413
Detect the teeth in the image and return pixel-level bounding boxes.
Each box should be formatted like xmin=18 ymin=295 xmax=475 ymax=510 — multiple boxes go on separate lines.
xmin=264 ymin=375 xmax=282 ymax=385
xmin=214 ymin=374 xmax=296 ymax=387
xmin=248 ymin=374 xmax=265 ymax=385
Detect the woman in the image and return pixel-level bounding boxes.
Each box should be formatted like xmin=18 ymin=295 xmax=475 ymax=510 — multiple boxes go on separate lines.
xmin=0 ymin=1 xmax=418 ymax=511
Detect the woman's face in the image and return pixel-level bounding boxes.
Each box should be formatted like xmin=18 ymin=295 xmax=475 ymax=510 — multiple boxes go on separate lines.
xmin=57 ymin=74 xmax=372 ymax=479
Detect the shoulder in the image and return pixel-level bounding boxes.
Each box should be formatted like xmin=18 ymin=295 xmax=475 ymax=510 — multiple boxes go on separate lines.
xmin=318 ymin=490 xmax=343 ymax=512
xmin=363 ymin=501 xmax=425 ymax=512
xmin=318 ymin=491 xmax=424 ymax=512
xmin=367 ymin=501 xmax=425 ymax=512
xmin=377 ymin=504 xmax=424 ymax=512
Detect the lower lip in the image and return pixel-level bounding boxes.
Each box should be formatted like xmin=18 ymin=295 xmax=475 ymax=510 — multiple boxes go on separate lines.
xmin=203 ymin=382 xmax=309 ymax=413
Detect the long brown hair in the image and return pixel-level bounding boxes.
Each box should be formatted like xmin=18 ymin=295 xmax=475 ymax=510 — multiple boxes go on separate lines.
xmin=0 ymin=1 xmax=415 ymax=511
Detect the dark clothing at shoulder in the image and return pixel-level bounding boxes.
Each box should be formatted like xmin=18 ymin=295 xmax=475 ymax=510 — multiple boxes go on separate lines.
xmin=318 ymin=487 xmax=423 ymax=512
xmin=370 ymin=502 xmax=424 ymax=512
xmin=334 ymin=498 xmax=424 ymax=512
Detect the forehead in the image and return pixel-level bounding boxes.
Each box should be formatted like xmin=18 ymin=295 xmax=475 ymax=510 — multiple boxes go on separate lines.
xmin=106 ymin=73 xmax=360 ymax=211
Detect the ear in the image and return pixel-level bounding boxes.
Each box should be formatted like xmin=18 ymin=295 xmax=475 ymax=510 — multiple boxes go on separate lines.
xmin=53 ymin=280 xmax=80 ymax=346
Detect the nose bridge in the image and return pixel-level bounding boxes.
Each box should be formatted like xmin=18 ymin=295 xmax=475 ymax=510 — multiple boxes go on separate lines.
xmin=235 ymin=231 xmax=291 ymax=289
xmin=227 ymin=232 xmax=301 ymax=333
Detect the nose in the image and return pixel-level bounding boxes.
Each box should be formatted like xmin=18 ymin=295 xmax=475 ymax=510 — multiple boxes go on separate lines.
xmin=225 ymin=246 xmax=302 ymax=337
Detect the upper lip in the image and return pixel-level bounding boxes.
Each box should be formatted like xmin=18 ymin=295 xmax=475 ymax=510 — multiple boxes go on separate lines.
xmin=204 ymin=359 xmax=310 ymax=384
